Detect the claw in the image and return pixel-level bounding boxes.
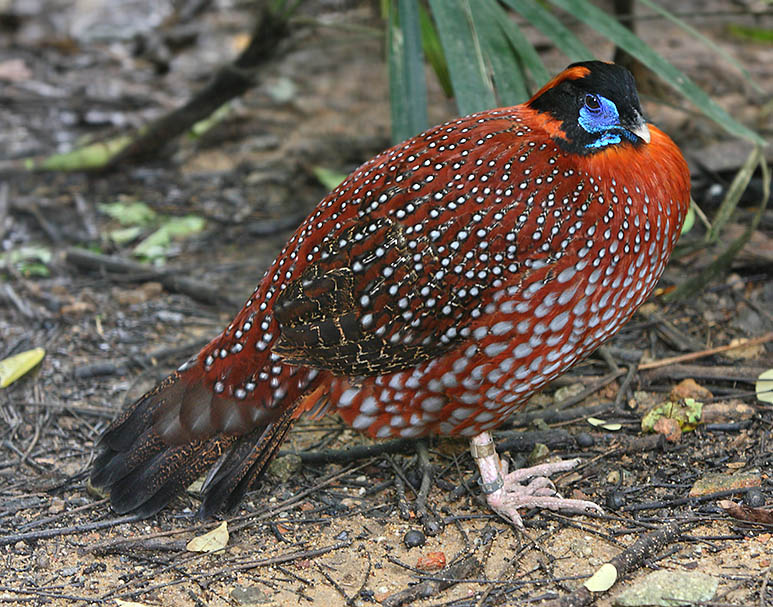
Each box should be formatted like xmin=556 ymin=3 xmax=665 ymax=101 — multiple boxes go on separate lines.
xmin=471 ymin=431 xmax=603 ymax=527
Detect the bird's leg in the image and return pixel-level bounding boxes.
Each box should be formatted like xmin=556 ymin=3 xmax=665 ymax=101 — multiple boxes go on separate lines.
xmin=414 ymin=439 xmax=443 ymax=535
xmin=470 ymin=431 xmax=603 ymax=528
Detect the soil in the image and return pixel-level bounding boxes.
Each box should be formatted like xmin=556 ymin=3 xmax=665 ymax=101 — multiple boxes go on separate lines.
xmin=1 ymin=1 xmax=772 ymax=606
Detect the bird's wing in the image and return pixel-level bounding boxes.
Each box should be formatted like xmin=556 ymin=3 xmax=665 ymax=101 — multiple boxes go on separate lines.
xmin=272 ymin=116 xmax=571 ymax=377
xmin=273 ymin=214 xmax=460 ymax=375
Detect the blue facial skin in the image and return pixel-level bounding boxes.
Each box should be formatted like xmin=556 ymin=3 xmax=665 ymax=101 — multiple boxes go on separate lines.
xmin=578 ymin=94 xmax=637 ymax=149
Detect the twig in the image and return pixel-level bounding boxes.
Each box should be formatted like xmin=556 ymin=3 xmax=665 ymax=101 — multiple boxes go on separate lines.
xmin=86 ymin=462 xmax=369 ymax=554
xmin=495 ymin=429 xmax=576 ymax=453
xmin=414 ymin=440 xmax=443 ymax=535
xmin=108 ymin=2 xmax=293 ymax=166
xmin=543 ymin=522 xmax=682 ymax=607
xmin=638 ymin=332 xmax=773 ymax=370
xmin=637 ymin=307 xmax=703 ymax=352
xmin=65 ymin=247 xmax=240 ymax=309
xmin=0 ymin=585 xmax=100 ymax=603
xmin=553 ymin=370 xmax=626 ymax=410
xmin=0 ymin=514 xmax=138 ymax=547
xmin=317 ymin=563 xmax=352 ymax=605
xmin=108 ymin=542 xmax=352 ymax=602
xmin=666 ymin=146 xmax=770 ymax=302
xmin=508 ymin=402 xmax=614 ymax=427
xmin=284 ymin=438 xmax=417 ymax=464
xmin=381 ymin=555 xmax=482 ymax=607
xmin=761 ymin=562 xmax=773 ymax=607
xmin=614 ymin=363 xmax=638 ymax=408
xmin=193 ymin=541 xmax=352 ymax=577
xmin=640 ymin=363 xmax=768 ymax=383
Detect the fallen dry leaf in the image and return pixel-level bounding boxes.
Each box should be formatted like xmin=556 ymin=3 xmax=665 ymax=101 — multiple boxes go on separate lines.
xmin=0 ymin=347 xmax=45 ymax=388
xmin=690 ymin=472 xmax=761 ymax=497
xmin=584 ymin=563 xmax=618 ymax=592
xmin=723 ymin=337 xmax=765 ymax=360
xmin=186 ymin=521 xmax=229 ymax=553
xmin=417 ymin=551 xmax=446 ymax=571
xmin=670 ymin=378 xmax=713 ymax=401
xmin=756 ymin=369 xmax=773 ymax=405
xmin=718 ymin=500 xmax=773 ymax=524
xmin=112 ymin=282 xmax=164 ymax=305
xmin=653 ymin=416 xmax=682 ymax=442
xmin=60 ymin=300 xmax=96 ymax=315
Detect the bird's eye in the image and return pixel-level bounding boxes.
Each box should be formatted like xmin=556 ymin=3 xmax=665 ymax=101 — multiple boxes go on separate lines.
xmin=584 ymin=94 xmax=601 ymax=112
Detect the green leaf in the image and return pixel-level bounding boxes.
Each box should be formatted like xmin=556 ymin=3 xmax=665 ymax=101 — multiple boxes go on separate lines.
xmin=638 ymin=0 xmax=763 ymax=95
xmin=666 ymin=149 xmax=770 ymax=301
xmin=98 ymin=201 xmax=157 ymax=226
xmin=189 ymin=103 xmax=232 ymax=139
xmin=108 ymin=226 xmax=144 ymax=246
xmin=418 ymin=3 xmax=452 ymax=97
xmin=680 ymin=202 xmax=695 ymax=235
xmin=500 ymin=0 xmax=594 ymax=64
xmin=727 ymin=23 xmax=773 ymax=45
xmin=23 ymin=135 xmax=132 ymax=172
xmin=641 ymin=398 xmax=704 ymax=433
xmin=387 ymin=0 xmax=429 ymax=143
xmin=468 ymin=0 xmax=529 ymax=105
xmin=546 ymin=0 xmax=765 ymax=144
xmin=705 ymin=146 xmax=761 ymax=243
xmin=0 ymin=245 xmax=52 ymax=270
xmin=134 ymin=215 xmax=206 ymax=263
xmin=428 ymin=0 xmax=496 ymax=116
xmin=488 ymin=1 xmax=550 ymax=88
xmin=312 ymin=166 xmax=347 ymax=191
xmin=18 ymin=262 xmax=50 ymax=277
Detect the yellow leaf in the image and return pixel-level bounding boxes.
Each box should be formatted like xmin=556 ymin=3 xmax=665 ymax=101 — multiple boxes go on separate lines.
xmin=186 ymin=521 xmax=229 ymax=553
xmin=587 ymin=417 xmax=605 ymax=427
xmin=584 ymin=563 xmax=618 ymax=592
xmin=0 ymin=347 xmax=45 ymax=388
xmin=756 ymin=369 xmax=773 ymax=405
xmin=601 ymin=423 xmax=622 ymax=431
xmin=115 ymin=600 xmax=152 ymax=607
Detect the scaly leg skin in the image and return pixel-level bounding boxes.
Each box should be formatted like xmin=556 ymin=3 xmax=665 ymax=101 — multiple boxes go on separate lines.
xmin=471 ymin=431 xmax=603 ymax=528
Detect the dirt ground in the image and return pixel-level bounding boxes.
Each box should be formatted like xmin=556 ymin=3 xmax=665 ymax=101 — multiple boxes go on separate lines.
xmin=1 ymin=1 xmax=773 ymax=606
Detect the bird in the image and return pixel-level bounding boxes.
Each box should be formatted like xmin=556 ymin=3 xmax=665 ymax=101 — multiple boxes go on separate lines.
xmin=91 ymin=61 xmax=690 ymax=527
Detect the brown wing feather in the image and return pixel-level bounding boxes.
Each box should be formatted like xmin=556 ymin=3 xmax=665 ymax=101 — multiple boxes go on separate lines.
xmin=273 ymin=216 xmax=457 ymax=375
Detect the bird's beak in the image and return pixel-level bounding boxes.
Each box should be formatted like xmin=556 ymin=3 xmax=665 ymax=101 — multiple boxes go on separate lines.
xmin=631 ymin=122 xmax=651 ymax=144
xmin=628 ymin=111 xmax=651 ymax=144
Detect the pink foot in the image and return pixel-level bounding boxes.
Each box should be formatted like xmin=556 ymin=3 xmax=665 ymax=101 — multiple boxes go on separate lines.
xmin=471 ymin=432 xmax=603 ymax=527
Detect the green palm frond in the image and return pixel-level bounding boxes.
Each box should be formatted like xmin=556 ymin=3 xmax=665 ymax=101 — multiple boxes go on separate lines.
xmin=385 ymin=0 xmax=765 ymax=145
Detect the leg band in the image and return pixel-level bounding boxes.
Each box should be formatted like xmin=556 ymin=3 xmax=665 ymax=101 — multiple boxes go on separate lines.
xmin=470 ymin=440 xmax=497 ymax=460
xmin=478 ymin=474 xmax=504 ymax=494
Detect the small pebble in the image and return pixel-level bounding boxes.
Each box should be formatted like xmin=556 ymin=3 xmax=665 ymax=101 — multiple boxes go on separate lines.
xmin=527 ymin=442 xmax=549 ymax=466
xmin=744 ymin=487 xmax=764 ymax=507
xmin=606 ymin=491 xmax=625 ymax=510
xmin=403 ymin=529 xmax=426 ymax=548
xmin=576 ymin=432 xmax=594 ymax=448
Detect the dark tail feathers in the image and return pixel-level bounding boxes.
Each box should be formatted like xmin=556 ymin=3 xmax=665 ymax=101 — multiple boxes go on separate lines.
xmin=90 ymin=372 xmax=295 ymax=518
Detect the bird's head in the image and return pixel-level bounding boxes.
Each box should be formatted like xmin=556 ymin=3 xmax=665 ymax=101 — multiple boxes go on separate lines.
xmin=528 ymin=61 xmax=651 ymax=155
